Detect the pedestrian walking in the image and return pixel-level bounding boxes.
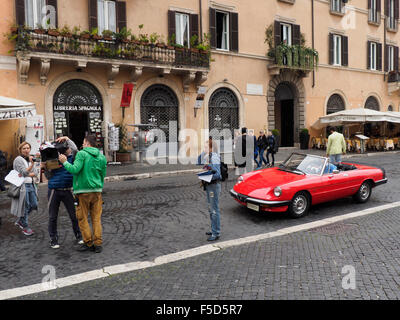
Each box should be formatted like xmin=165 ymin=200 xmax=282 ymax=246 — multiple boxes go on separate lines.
xmin=11 ymin=142 xmax=38 ymax=236
xmin=251 ymin=132 xmax=261 ymax=169
xmin=0 ymin=149 xmax=7 ymax=192
xmin=326 ymin=126 xmax=346 ymax=165
xmin=197 ymin=138 xmax=222 ymax=241
xmin=43 ymin=136 xmax=83 ymax=249
xmin=266 ymin=130 xmax=276 ymax=167
xmin=58 ymin=135 xmax=107 ymax=253
xmin=256 ymin=130 xmax=268 ymax=168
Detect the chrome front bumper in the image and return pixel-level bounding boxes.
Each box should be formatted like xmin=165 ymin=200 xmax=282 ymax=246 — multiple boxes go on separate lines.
xmin=230 ymin=189 xmax=290 ymax=207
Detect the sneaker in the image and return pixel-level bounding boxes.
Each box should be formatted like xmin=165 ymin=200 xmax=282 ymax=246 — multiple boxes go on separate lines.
xmin=205 ymin=231 xmax=212 ymax=236
xmin=22 ymin=228 xmax=34 ymax=236
xmin=75 ymin=236 xmax=84 ymax=245
xmin=15 ymin=220 xmax=24 ymax=230
xmin=207 ymin=235 xmax=220 ymax=241
xmin=76 ymin=243 xmax=93 ymax=252
xmin=50 ymin=240 xmax=60 ymax=249
xmin=93 ymin=245 xmax=103 ymax=253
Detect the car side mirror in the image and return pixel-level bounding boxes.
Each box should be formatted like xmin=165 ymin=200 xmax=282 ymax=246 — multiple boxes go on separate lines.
xmin=333 ymin=169 xmax=339 ymax=174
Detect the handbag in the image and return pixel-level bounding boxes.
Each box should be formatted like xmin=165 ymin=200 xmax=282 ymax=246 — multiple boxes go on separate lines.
xmin=7 ymin=184 xmax=21 ymax=198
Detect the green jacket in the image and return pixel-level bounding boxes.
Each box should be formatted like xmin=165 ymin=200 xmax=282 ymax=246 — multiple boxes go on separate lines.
xmin=63 ymin=147 xmax=107 ymax=194
xmin=327 ymin=131 xmax=346 ymax=155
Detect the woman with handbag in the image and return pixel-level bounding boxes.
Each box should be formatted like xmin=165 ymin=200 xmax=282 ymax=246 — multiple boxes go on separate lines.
xmin=10 ymin=142 xmax=38 ymax=236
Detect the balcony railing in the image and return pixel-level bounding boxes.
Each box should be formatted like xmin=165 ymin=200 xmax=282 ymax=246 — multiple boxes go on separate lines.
xmin=271 ymin=44 xmax=318 ymax=71
xmin=388 ymin=71 xmax=400 ymax=83
xmin=13 ymin=28 xmax=210 ymax=68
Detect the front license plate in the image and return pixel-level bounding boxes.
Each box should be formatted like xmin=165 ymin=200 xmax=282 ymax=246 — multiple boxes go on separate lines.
xmin=247 ymin=203 xmax=259 ymax=212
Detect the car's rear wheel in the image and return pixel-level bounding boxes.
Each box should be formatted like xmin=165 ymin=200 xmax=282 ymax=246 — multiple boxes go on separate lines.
xmin=288 ymin=191 xmax=310 ymax=218
xmin=353 ymin=181 xmax=372 ymax=203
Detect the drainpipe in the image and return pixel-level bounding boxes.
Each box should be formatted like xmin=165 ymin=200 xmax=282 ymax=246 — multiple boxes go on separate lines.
xmin=312 ymin=0 xmax=315 ymax=88
xmin=199 ymin=0 xmax=203 ymax=42
xmin=384 ymin=11 xmax=386 ymax=82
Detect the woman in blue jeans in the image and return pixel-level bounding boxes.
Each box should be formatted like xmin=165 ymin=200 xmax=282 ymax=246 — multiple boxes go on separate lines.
xmin=197 ymin=138 xmax=222 ymax=241
xmin=10 ymin=142 xmax=38 ymax=236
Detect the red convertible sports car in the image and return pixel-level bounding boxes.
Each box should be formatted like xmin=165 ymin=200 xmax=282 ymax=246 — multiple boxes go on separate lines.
xmin=230 ymin=153 xmax=387 ymax=218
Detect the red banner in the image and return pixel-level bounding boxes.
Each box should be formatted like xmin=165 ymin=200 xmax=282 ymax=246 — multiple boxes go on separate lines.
xmin=120 ymin=83 xmax=134 ymax=107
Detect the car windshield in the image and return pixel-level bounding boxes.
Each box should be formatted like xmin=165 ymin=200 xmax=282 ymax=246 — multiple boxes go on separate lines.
xmin=280 ymin=154 xmax=326 ymax=175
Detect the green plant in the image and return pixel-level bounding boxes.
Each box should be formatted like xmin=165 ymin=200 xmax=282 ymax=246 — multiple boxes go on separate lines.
xmin=90 ymin=27 xmax=100 ymax=36
xmin=168 ymin=33 xmax=176 ymax=46
xmin=190 ymin=34 xmax=198 ymax=48
xmin=72 ymin=26 xmax=81 ymax=37
xmin=80 ymin=30 xmax=90 ymax=38
xmin=115 ymin=123 xmax=129 ymax=153
xmin=115 ymin=27 xmax=131 ymax=41
xmin=272 ymin=129 xmax=280 ymax=137
xmin=149 ymin=32 xmax=160 ymax=44
xmin=102 ymin=29 xmax=114 ymax=38
xmin=60 ymin=25 xmax=71 ymax=36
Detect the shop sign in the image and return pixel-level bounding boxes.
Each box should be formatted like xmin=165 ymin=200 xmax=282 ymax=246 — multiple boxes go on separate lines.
xmin=0 ymin=108 xmax=36 ymax=120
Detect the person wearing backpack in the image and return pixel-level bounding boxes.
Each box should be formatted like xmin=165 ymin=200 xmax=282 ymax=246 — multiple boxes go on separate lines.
xmin=266 ymin=131 xmax=276 ymax=167
xmin=197 ymin=137 xmax=222 ymax=241
xmin=43 ymin=136 xmax=83 ymax=249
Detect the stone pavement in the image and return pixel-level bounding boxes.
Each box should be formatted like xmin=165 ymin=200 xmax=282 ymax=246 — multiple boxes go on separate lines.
xmin=15 ymin=206 xmax=400 ymax=300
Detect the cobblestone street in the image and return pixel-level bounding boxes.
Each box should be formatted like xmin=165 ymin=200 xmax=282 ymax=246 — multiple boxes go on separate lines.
xmin=0 ymin=152 xmax=399 ymax=300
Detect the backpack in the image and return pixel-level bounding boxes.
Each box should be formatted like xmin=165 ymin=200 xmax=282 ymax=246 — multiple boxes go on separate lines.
xmin=220 ymin=161 xmax=228 ymax=181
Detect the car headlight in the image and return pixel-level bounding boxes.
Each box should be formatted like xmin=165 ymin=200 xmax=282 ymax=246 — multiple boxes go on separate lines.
xmin=274 ymin=187 xmax=282 ymax=197
xmin=237 ymin=176 xmax=244 ymax=184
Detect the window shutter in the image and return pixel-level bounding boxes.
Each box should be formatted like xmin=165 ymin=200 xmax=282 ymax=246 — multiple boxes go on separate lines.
xmin=367 ymin=41 xmax=371 ymax=69
xmin=385 ymin=0 xmax=389 ymax=16
xmin=46 ymin=0 xmax=58 ymax=27
xmin=384 ymin=44 xmax=389 ymax=71
xmin=395 ymin=46 xmax=399 ymax=71
xmin=209 ymin=8 xmax=216 ymax=49
xmin=329 ymin=33 xmax=334 ymax=65
xmin=15 ymin=0 xmax=25 ymax=26
xmin=395 ymin=0 xmax=399 ymax=19
xmin=116 ymin=1 xmax=126 ymax=32
xmin=168 ymin=10 xmax=176 ymax=44
xmin=230 ymin=12 xmax=238 ymax=52
xmin=377 ymin=43 xmax=382 ymax=70
xmin=274 ymin=20 xmax=281 ymax=46
xmin=292 ymin=24 xmax=300 ymax=46
xmin=190 ymin=14 xmax=199 ymax=45
xmin=342 ymin=35 xmax=348 ymax=66
xmin=377 ymin=0 xmax=381 ymax=12
xmin=89 ymin=0 xmax=98 ymax=32
xmin=368 ymin=0 xmax=371 ymax=9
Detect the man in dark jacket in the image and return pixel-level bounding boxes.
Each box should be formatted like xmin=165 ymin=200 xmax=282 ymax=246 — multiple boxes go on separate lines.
xmin=256 ymin=130 xmax=268 ymax=168
xmin=0 ymin=150 xmax=7 ymax=192
xmin=44 ymin=136 xmax=82 ymax=249
xmin=266 ymin=131 xmax=276 ymax=167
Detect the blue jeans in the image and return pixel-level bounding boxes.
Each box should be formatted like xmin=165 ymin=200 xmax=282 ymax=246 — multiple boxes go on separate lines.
xmin=206 ymin=182 xmax=221 ymax=237
xmin=258 ymin=148 xmax=268 ymax=165
xmin=329 ymin=154 xmax=342 ymax=165
xmin=19 ymin=183 xmax=38 ymax=228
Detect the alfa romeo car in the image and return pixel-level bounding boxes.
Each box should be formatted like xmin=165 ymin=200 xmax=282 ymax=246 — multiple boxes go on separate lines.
xmin=230 ymin=153 xmax=387 ymax=218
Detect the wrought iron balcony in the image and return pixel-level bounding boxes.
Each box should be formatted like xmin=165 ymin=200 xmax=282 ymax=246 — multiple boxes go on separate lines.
xmin=387 ymin=71 xmax=400 ymax=94
xmin=12 ymin=27 xmax=209 ymax=88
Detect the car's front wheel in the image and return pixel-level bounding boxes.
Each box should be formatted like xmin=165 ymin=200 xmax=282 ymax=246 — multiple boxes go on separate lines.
xmin=288 ymin=191 xmax=310 ymax=218
xmin=353 ymin=181 xmax=372 ymax=203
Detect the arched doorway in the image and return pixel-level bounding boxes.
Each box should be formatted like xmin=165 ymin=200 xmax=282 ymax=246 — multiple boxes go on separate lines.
xmin=140 ymin=84 xmax=179 ymax=142
xmin=275 ymin=82 xmax=295 ymax=147
xmin=53 ymin=80 xmax=103 ymax=149
xmin=208 ymin=88 xmax=239 ymax=152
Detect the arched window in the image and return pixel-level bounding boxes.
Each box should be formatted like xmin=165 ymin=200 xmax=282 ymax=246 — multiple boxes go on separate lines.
xmin=326 ymin=94 xmax=345 ymax=114
xmin=388 ymin=105 xmax=393 ymax=111
xmin=364 ymin=96 xmax=380 ymax=111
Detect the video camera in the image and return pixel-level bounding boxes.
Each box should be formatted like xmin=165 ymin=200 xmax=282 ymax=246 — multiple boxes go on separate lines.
xmin=39 ymin=141 xmax=69 ymax=170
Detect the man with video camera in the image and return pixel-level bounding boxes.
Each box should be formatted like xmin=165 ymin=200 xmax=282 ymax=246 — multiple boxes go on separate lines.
xmin=42 ymin=136 xmax=82 ymax=249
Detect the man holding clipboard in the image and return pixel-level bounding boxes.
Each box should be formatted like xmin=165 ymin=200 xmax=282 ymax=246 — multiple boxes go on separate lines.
xmin=197 ymin=137 xmax=222 ymax=241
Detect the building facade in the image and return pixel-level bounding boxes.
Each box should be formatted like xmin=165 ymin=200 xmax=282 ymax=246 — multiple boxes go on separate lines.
xmin=1 ymin=0 xmax=400 ymax=160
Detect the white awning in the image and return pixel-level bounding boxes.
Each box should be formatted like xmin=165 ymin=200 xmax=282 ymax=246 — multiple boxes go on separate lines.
xmin=0 ymin=96 xmax=36 ymax=120
xmin=312 ymin=108 xmax=400 ymax=129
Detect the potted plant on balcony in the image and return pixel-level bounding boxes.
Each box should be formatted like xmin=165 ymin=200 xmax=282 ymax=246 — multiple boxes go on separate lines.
xmin=190 ymin=34 xmax=199 ymax=53
xmin=47 ymin=27 xmax=60 ymax=37
xmin=80 ymin=30 xmax=90 ymax=40
xmin=72 ymin=26 xmax=81 ymax=38
xmin=102 ymin=29 xmax=114 ymax=41
xmin=299 ymin=128 xmax=310 ymax=150
xmin=138 ymin=24 xmax=149 ymax=45
xmin=115 ymin=27 xmax=131 ymax=43
xmin=149 ymin=32 xmax=160 ymax=48
xmin=167 ymin=34 xmax=176 ymax=50
xmin=115 ymin=123 xmax=131 ymax=163
xmin=91 ymin=28 xmax=102 ymax=40
xmin=34 ymin=24 xmax=46 ymax=34
xmin=10 ymin=24 xmax=18 ymax=34
xmin=60 ymin=25 xmax=72 ymax=38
